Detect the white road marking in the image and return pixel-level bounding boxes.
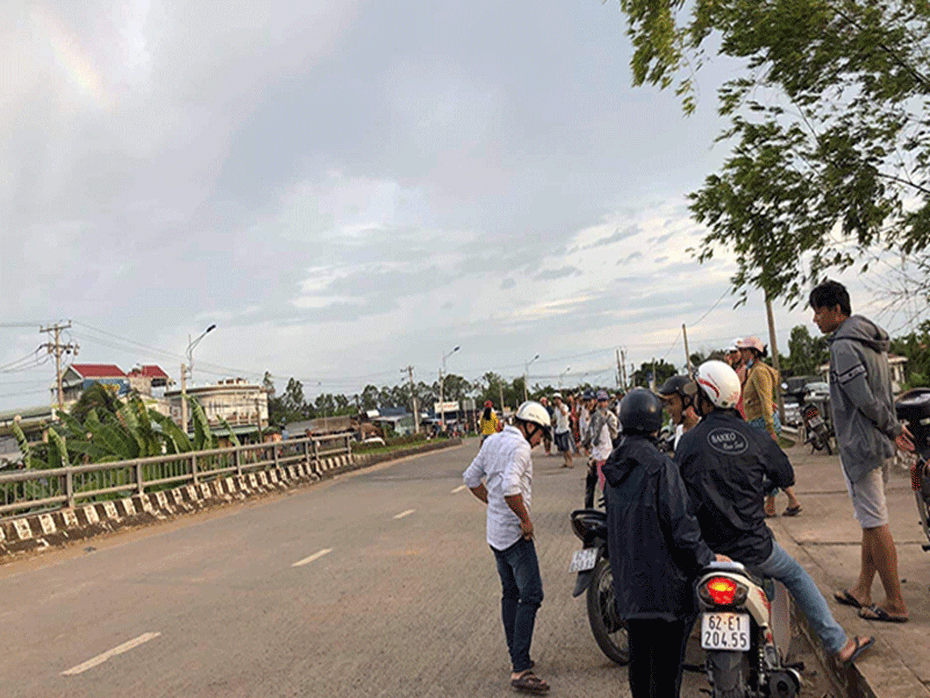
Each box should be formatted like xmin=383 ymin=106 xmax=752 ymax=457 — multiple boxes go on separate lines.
xmin=451 ymin=485 xmax=467 ymax=493
xmin=62 ymin=632 xmax=161 ymax=676
xmin=292 ymin=548 xmax=333 ymax=567
xmin=393 ymin=509 xmax=416 ymax=519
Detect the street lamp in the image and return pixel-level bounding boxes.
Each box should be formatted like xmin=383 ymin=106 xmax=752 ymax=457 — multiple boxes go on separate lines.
xmin=439 ymin=345 xmax=460 ymax=432
xmin=559 ymin=366 xmax=571 ymax=389
xmin=181 ymin=323 xmax=216 ymax=433
xmin=523 ymin=353 xmax=540 ymax=402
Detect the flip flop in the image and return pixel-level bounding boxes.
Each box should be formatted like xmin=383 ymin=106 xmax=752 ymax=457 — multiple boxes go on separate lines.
xmin=783 ymin=505 xmax=802 ymax=516
xmin=833 ymin=589 xmax=863 ymax=609
xmin=859 ymin=604 xmax=909 ymax=623
xmin=511 ymin=671 xmax=550 ymax=694
xmin=841 ymin=636 xmax=875 ymax=665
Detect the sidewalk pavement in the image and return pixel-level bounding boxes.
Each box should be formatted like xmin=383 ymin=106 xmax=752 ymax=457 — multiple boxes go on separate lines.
xmin=772 ymin=441 xmax=930 ymax=698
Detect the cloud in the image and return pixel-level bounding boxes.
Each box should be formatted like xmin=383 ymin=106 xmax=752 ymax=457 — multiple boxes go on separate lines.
xmin=534 ymin=266 xmax=581 ymax=281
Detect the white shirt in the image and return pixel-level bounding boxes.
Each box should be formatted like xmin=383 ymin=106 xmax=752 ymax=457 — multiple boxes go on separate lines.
xmin=463 ymin=425 xmax=533 ymax=551
xmin=591 ymin=420 xmax=612 ymax=462
xmin=553 ymin=403 xmax=570 ymax=434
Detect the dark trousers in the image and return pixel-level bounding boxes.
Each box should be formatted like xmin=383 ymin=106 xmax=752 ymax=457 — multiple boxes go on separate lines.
xmin=584 ymin=461 xmax=598 ymax=508
xmin=625 ymin=617 xmax=692 ymax=698
xmin=491 ymin=537 xmax=544 ymax=673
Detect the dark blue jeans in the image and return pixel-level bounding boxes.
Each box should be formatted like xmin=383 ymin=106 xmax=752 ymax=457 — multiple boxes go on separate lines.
xmin=492 ymin=537 xmax=544 ymax=673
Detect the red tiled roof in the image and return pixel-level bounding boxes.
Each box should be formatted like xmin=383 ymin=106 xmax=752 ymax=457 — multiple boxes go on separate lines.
xmin=128 ymin=365 xmax=170 ymax=379
xmin=70 ymin=364 xmax=127 ymax=378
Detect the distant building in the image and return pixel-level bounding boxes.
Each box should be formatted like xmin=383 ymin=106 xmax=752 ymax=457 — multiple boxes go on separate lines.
xmin=61 ymin=364 xmax=129 ymax=404
xmin=127 ymin=365 xmax=172 ymax=396
xmin=165 ymin=378 xmax=268 ymax=437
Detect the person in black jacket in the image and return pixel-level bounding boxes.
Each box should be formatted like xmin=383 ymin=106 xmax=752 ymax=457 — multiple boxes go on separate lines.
xmin=603 ymin=388 xmax=724 ymax=698
xmin=677 ymin=360 xmax=874 ymax=665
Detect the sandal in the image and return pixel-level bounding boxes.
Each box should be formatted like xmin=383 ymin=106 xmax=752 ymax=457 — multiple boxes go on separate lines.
xmin=859 ymin=604 xmax=909 ymax=623
xmin=783 ymin=505 xmax=802 ymax=517
xmin=511 ymin=671 xmax=550 ymax=694
xmin=833 ymin=588 xmax=863 ymax=609
xmin=840 ymin=636 xmax=875 ymax=665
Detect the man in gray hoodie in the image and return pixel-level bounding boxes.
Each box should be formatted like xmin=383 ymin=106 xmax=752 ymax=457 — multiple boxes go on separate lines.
xmin=810 ymin=280 xmax=914 ymax=623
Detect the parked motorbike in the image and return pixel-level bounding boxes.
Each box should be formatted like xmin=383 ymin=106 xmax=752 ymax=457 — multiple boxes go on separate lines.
xmin=801 ymin=402 xmax=832 ymax=454
xmin=697 ymin=561 xmax=801 ymax=698
xmin=894 ymin=388 xmax=930 ymax=552
xmin=568 ymin=508 xmax=630 ymax=664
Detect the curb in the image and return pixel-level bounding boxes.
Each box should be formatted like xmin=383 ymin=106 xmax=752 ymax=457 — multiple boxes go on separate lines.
xmin=0 ymin=438 xmax=462 ymax=562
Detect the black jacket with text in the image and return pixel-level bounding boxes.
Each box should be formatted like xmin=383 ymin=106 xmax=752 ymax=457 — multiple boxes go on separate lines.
xmin=674 ymin=410 xmax=795 ymax=565
xmin=602 ymin=434 xmax=714 ymax=621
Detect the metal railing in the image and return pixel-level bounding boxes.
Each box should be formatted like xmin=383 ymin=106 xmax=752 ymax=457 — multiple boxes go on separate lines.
xmin=0 ymin=434 xmax=352 ymax=520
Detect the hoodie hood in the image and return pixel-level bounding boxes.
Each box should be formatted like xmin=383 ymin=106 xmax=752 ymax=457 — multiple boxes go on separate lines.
xmin=601 ymin=435 xmax=653 ymax=487
xmin=832 ymin=315 xmax=890 ymax=353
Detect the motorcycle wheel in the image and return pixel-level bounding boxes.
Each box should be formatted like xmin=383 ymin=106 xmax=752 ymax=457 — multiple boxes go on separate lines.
xmin=585 ymin=557 xmax=630 ymax=665
xmin=707 ymin=650 xmax=751 ymax=698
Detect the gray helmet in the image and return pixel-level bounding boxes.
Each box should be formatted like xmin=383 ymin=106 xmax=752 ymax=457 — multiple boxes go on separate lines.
xmin=620 ymin=388 xmax=663 ymax=434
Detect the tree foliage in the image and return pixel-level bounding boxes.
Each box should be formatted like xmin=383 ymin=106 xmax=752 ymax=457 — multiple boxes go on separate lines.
xmin=616 ymin=0 xmax=930 ymax=305
xmin=780 ymin=324 xmax=830 ymax=376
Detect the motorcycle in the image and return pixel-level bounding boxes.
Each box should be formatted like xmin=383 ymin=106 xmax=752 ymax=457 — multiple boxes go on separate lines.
xmin=801 ymin=402 xmax=832 ymax=454
xmin=697 ymin=561 xmax=801 ymax=698
xmin=894 ymin=388 xmax=930 ymax=552
xmin=568 ymin=508 xmax=630 ymax=664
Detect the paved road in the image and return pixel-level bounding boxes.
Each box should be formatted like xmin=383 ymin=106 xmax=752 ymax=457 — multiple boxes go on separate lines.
xmin=0 ymin=440 xmax=833 ymax=697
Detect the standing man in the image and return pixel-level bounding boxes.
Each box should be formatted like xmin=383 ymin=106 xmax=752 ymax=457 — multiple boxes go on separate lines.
xmin=810 ymin=280 xmax=913 ymax=623
xmin=551 ymin=393 xmax=573 ymax=468
xmin=539 ymin=396 xmax=554 ymax=456
xmin=604 ymin=388 xmax=722 ymax=698
xmin=583 ymin=390 xmax=618 ymax=507
xmin=463 ymin=401 xmax=553 ymax=694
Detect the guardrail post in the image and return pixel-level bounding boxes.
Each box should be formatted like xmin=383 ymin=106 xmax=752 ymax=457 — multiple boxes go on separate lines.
xmin=312 ymin=438 xmax=319 ymax=474
xmin=191 ymin=453 xmax=198 ymax=486
xmin=65 ymin=468 xmax=74 ymax=509
xmin=273 ymin=442 xmax=280 ymax=470
xmin=234 ymin=448 xmax=242 ymax=476
xmin=346 ymin=434 xmax=352 ymax=457
xmin=135 ymin=462 xmax=144 ymax=495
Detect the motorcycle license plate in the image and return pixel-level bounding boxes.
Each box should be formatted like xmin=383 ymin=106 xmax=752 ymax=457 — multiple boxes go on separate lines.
xmin=808 ymin=415 xmax=824 ymax=428
xmin=568 ymin=548 xmax=598 ymax=573
xmin=701 ymin=612 xmax=751 ymax=651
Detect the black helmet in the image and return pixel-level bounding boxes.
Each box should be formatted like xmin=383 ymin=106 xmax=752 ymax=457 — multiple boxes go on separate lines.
xmin=582 ymin=388 xmax=596 ymax=401
xmin=657 ymin=375 xmax=697 ymax=406
xmin=620 ymin=388 xmax=663 ymax=434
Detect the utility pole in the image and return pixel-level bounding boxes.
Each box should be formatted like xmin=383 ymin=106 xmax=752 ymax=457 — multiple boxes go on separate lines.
xmin=620 ymin=349 xmax=628 ymax=392
xmin=765 ymin=295 xmax=786 ymax=426
xmin=402 ymin=366 xmax=420 ymax=434
xmin=615 ymin=349 xmax=622 ymax=389
xmin=682 ymin=323 xmax=693 ymax=376
xmin=180 ymin=362 xmax=188 ymax=435
xmin=40 ymin=321 xmax=78 ymax=412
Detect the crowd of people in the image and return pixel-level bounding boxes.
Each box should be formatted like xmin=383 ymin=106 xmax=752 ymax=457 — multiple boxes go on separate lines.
xmin=462 ymin=280 xmax=914 ymax=696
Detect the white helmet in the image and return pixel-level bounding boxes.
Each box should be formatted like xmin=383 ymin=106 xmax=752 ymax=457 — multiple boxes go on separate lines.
xmin=696 ymin=360 xmax=742 ymax=409
xmin=515 ymin=400 xmax=552 ymax=435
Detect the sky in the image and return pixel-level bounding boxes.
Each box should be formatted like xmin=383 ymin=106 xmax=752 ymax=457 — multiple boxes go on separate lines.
xmin=1 ymin=0 xmax=926 ymax=411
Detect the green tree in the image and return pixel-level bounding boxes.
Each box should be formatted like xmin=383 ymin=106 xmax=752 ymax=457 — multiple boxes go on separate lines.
xmin=890 ymin=320 xmax=930 ymax=388
xmin=614 ymin=0 xmax=930 ymax=306
xmin=630 ymin=359 xmax=678 ymax=388
xmin=782 ymin=325 xmax=829 ymax=376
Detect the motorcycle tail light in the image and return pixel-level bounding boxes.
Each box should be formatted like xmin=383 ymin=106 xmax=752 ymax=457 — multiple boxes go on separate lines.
xmin=701 ymin=576 xmax=748 ymax=606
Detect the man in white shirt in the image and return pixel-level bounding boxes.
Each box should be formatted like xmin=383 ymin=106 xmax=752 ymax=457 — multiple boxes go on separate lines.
xmin=463 ymin=401 xmax=553 ymax=695
xmin=551 ymin=392 xmax=573 ymax=468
